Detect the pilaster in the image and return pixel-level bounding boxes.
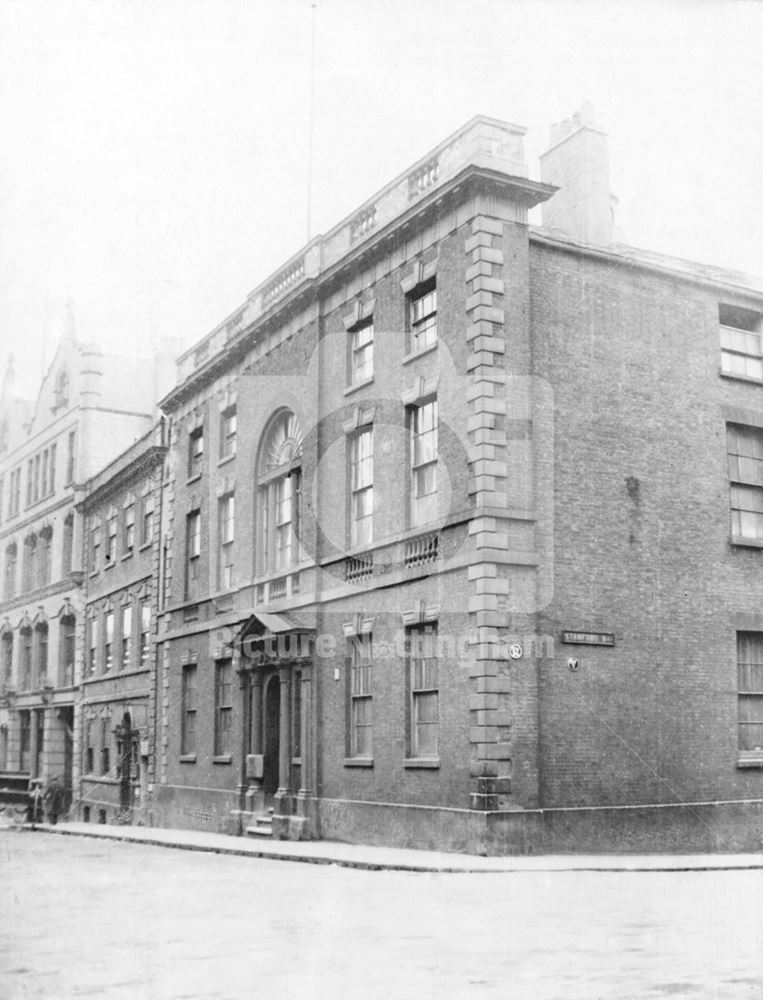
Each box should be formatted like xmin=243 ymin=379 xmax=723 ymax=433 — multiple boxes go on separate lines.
xmin=465 ymin=212 xmax=540 ymax=812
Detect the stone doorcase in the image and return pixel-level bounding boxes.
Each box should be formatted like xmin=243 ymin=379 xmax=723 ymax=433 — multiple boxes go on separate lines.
xmin=236 ymin=613 xmax=316 ymax=840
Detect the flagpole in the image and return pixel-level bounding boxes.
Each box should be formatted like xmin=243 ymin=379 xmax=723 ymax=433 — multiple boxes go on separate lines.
xmin=306 ymin=2 xmax=317 ymax=242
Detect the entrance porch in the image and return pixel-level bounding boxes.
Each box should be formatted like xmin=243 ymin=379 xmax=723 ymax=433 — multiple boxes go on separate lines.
xmin=235 ymin=613 xmax=315 ymax=840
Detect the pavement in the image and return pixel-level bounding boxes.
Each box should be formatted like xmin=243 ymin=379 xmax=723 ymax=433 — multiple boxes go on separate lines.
xmin=17 ymin=817 xmax=763 ymax=873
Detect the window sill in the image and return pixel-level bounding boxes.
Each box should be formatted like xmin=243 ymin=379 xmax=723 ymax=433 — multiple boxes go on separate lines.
xmin=89 ymin=571 xmax=99 ymax=579
xmin=138 ymin=541 xmax=152 ymax=553
xmin=403 ymin=757 xmax=440 ymax=769
xmin=211 ymin=586 xmax=238 ymax=602
xmin=731 ymin=535 xmax=763 ymax=549
xmin=738 ymin=746 xmax=763 ymax=767
xmin=344 ymin=377 xmax=374 ymax=397
xmin=179 ymin=754 xmax=197 ymax=764
xmin=720 ymin=370 xmax=763 ymax=386
xmin=217 ymin=453 xmax=236 ymax=468
xmin=104 ymin=561 xmax=115 ymax=571
xmin=402 ymin=341 xmax=438 ymax=366
xmin=186 ymin=473 xmax=202 ymax=486
xmin=344 ymin=757 xmax=373 ymax=768
xmin=121 ymin=551 xmax=133 ymax=562
xmin=82 ymin=775 xmax=119 ymax=785
xmin=212 ymin=754 xmax=232 ymax=765
xmin=108 ymin=665 xmax=149 ymax=680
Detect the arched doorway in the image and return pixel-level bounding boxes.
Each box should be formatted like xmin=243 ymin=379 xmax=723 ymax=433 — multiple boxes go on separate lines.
xmin=263 ymin=675 xmax=280 ymax=798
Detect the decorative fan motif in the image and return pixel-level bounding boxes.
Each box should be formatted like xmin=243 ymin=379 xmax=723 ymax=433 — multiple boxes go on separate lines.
xmin=263 ymin=411 xmax=303 ymax=473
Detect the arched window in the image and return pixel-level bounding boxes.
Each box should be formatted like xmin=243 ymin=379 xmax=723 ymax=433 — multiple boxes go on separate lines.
xmin=23 ymin=534 xmax=37 ymax=592
xmin=34 ymin=621 xmax=48 ymax=687
xmin=38 ymin=526 xmax=53 ymax=588
xmin=62 ymin=514 xmax=74 ymax=576
xmin=256 ymin=410 xmax=303 ymax=575
xmin=1 ymin=627 xmax=13 ymax=684
xmin=4 ymin=542 xmax=17 ymax=600
xmin=19 ymin=626 xmax=32 ymax=690
xmin=59 ymin=613 xmax=76 ymax=686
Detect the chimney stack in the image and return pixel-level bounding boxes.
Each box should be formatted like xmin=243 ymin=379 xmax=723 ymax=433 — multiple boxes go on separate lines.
xmin=540 ymin=102 xmax=615 ymax=246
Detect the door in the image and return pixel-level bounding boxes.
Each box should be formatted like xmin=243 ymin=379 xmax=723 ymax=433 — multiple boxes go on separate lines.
xmin=61 ymin=707 xmax=74 ymax=811
xmin=116 ymin=712 xmax=134 ymax=813
xmin=263 ymin=674 xmax=280 ymax=797
xmin=34 ymin=709 xmax=44 ymax=777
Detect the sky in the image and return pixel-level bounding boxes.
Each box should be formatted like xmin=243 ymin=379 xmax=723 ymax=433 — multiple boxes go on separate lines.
xmin=1 ymin=0 xmax=762 ymax=399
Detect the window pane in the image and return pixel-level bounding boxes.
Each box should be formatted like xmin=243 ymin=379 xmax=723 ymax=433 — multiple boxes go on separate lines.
xmin=415 ymin=691 xmax=439 ymax=724
xmin=739 ymin=720 xmax=763 ymax=751
xmin=353 ymin=322 xmax=373 ymax=348
xmin=415 ymin=463 xmax=437 ymax=498
xmin=353 ymin=487 xmax=373 ymax=520
xmin=739 ymin=510 xmax=763 ymax=539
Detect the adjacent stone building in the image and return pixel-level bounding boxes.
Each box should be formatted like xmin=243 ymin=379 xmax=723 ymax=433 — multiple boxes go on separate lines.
xmin=0 ymin=315 xmax=163 ymax=810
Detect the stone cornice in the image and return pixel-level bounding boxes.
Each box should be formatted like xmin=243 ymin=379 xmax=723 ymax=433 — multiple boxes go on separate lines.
xmin=79 ymin=443 xmax=166 ymax=512
xmin=0 ymin=492 xmax=75 ymax=545
xmin=0 ymin=577 xmax=79 ymax=618
xmin=160 ymin=165 xmax=556 ymax=412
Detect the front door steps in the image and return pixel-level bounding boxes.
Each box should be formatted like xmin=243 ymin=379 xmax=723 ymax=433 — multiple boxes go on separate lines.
xmin=246 ymin=808 xmax=274 ymax=838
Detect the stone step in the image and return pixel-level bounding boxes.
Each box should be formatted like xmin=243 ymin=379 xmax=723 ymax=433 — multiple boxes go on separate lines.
xmin=245 ymin=814 xmax=274 ymax=838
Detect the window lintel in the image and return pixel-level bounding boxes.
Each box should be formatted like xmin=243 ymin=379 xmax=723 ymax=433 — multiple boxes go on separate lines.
xmin=401 ymin=601 xmax=440 ymax=626
xmin=402 ymin=375 xmax=439 ymax=407
xmin=342 ymin=405 xmax=375 ymax=435
xmin=400 ymin=256 xmax=438 ymax=295
xmin=342 ymin=614 xmax=375 ymax=637
xmin=343 ymin=298 xmax=375 ymax=331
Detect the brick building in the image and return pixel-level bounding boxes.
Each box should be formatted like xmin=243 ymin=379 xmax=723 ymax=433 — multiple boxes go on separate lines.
xmin=78 ymin=423 xmax=166 ymax=824
xmin=148 ymin=106 xmax=763 ymax=854
xmin=12 ymin=106 xmax=763 ymax=854
xmin=0 ymin=314 xmax=164 ymax=812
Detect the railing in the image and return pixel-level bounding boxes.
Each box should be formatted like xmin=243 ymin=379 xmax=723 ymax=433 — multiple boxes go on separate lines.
xmin=263 ymin=258 xmax=305 ymax=307
xmin=255 ymin=572 xmax=301 ymax=605
xmin=404 ymin=532 xmax=439 ymax=568
xmin=408 ymin=158 xmax=439 ymax=199
xmin=350 ymin=205 xmax=377 ymax=242
xmin=225 ymin=309 xmax=245 ymax=341
xmin=177 ymin=118 xmax=530 ymax=385
xmin=345 ymin=553 xmax=373 ymax=583
xmin=193 ymin=341 xmax=210 ymax=368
